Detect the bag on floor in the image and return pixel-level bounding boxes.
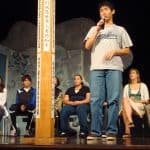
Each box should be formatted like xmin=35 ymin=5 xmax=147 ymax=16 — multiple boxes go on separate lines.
xmin=144 ymin=104 xmax=150 ymax=127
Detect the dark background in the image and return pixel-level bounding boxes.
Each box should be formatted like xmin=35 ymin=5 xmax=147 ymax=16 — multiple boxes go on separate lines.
xmin=0 ymin=0 xmax=149 ymax=86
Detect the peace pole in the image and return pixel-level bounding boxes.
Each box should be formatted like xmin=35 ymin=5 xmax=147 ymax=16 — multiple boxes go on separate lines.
xmin=36 ymin=0 xmax=55 ymax=138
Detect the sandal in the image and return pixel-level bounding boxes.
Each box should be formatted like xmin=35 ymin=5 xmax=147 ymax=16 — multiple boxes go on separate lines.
xmin=128 ymin=122 xmax=134 ymax=128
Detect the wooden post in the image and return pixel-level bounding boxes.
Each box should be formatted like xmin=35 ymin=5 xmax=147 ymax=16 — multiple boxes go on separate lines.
xmin=35 ymin=0 xmax=55 ymax=138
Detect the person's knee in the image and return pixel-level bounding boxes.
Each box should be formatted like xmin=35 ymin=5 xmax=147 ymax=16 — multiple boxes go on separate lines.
xmin=9 ymin=104 xmax=18 ymax=111
xmin=60 ymin=106 xmax=72 ymax=117
xmin=76 ymin=104 xmax=89 ymax=114
xmin=122 ymin=98 xmax=130 ymax=108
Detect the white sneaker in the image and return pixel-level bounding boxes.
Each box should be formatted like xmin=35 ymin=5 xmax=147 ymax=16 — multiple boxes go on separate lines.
xmin=10 ymin=129 xmax=17 ymax=136
xmin=59 ymin=132 xmax=67 ymax=137
xmin=101 ymin=134 xmax=107 ymax=138
xmin=106 ymin=134 xmax=117 ymax=140
xmin=86 ymin=133 xmax=101 ymax=140
xmin=24 ymin=130 xmax=31 ymax=137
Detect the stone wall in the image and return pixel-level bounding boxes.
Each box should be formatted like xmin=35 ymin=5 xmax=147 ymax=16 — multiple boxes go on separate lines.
xmin=0 ymin=45 xmax=36 ymax=108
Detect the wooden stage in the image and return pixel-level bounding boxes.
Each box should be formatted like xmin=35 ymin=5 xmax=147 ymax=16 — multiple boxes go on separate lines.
xmin=0 ymin=136 xmax=150 ymax=150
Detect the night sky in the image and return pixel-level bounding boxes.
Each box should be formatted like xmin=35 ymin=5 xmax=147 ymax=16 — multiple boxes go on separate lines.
xmin=0 ymin=0 xmax=150 ymax=87
xmin=0 ymin=0 xmax=37 ymax=41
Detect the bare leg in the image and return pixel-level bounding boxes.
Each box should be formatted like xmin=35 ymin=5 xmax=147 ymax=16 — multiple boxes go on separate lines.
xmin=122 ymin=110 xmax=130 ymax=134
xmin=122 ymin=98 xmax=133 ymax=124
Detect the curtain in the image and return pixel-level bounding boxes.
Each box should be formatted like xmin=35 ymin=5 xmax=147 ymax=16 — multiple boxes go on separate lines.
xmin=0 ymin=54 xmax=6 ymax=80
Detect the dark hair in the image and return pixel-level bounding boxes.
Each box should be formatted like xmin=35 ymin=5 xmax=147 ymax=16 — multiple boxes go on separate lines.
xmin=74 ymin=74 xmax=84 ymax=85
xmin=98 ymin=1 xmax=115 ymax=11
xmin=55 ymin=76 xmax=60 ymax=87
xmin=0 ymin=76 xmax=5 ymax=92
xmin=22 ymin=74 xmax=32 ymax=82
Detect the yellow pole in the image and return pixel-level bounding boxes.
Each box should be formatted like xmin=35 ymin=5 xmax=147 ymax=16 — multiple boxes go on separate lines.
xmin=35 ymin=0 xmax=55 ymax=138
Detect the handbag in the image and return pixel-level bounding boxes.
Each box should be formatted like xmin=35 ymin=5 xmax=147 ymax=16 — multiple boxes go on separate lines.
xmin=144 ymin=104 xmax=150 ymax=127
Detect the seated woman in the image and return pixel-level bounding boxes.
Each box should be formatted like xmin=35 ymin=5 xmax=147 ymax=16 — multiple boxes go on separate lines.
xmin=122 ymin=68 xmax=149 ymax=138
xmin=9 ymin=74 xmax=36 ymax=137
xmin=54 ymin=76 xmax=63 ymax=135
xmin=60 ymin=74 xmax=90 ymax=138
xmin=0 ymin=76 xmax=7 ymax=122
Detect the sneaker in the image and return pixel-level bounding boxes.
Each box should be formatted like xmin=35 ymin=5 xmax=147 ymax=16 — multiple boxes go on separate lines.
xmin=101 ymin=134 xmax=107 ymax=138
xmin=24 ymin=130 xmax=31 ymax=137
xmin=59 ymin=129 xmax=76 ymax=137
xmin=10 ymin=129 xmax=17 ymax=137
xmin=59 ymin=132 xmax=67 ymax=137
xmin=106 ymin=133 xmax=117 ymax=140
xmin=86 ymin=133 xmax=101 ymax=140
xmin=122 ymin=133 xmax=131 ymax=138
xmin=79 ymin=132 xmax=88 ymax=138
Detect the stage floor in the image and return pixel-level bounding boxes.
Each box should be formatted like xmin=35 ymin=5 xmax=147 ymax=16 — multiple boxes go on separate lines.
xmin=0 ymin=136 xmax=150 ymax=150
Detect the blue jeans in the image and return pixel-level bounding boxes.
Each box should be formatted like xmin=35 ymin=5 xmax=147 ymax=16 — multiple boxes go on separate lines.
xmin=90 ymin=70 xmax=122 ymax=135
xmin=60 ymin=104 xmax=90 ymax=134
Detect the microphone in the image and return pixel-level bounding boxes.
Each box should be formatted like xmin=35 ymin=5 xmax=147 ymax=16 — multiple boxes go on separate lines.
xmin=101 ymin=16 xmax=105 ymax=29
xmin=97 ymin=16 xmax=105 ymax=30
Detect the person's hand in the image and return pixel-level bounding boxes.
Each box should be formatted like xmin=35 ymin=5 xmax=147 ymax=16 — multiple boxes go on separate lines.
xmin=69 ymin=101 xmax=81 ymax=106
xmin=55 ymin=106 xmax=58 ymax=110
xmin=104 ymin=50 xmax=116 ymax=60
xmin=73 ymin=101 xmax=81 ymax=106
xmin=139 ymin=100 xmax=149 ymax=104
xmin=96 ymin=18 xmax=105 ymax=31
xmin=20 ymin=105 xmax=26 ymax=112
xmin=130 ymin=96 xmax=135 ymax=101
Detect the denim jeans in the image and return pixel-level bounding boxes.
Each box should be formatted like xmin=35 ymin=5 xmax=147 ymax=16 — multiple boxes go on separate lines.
xmin=60 ymin=104 xmax=90 ymax=134
xmin=90 ymin=70 xmax=122 ymax=135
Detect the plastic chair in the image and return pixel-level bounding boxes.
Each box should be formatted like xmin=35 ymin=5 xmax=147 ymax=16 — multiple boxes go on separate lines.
xmin=1 ymin=106 xmax=11 ymax=136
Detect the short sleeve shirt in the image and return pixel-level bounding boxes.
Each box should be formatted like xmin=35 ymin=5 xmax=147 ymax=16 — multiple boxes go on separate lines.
xmin=84 ymin=24 xmax=133 ymax=71
xmin=65 ymin=86 xmax=90 ymax=101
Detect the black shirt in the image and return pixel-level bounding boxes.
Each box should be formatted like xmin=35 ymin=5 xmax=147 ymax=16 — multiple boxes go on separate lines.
xmin=65 ymin=86 xmax=90 ymax=101
xmin=55 ymin=87 xmax=62 ymax=100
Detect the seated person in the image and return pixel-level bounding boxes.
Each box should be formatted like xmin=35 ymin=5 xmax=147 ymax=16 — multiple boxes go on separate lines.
xmin=0 ymin=76 xmax=7 ymax=122
xmin=60 ymin=74 xmax=90 ymax=138
xmin=54 ymin=76 xmax=63 ymax=134
xmin=122 ymin=68 xmax=149 ymax=138
xmin=9 ymin=74 xmax=36 ymax=136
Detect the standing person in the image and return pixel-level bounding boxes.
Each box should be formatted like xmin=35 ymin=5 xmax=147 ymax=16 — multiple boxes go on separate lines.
xmin=122 ymin=68 xmax=149 ymax=138
xmin=9 ymin=74 xmax=36 ymax=136
xmin=0 ymin=76 xmax=7 ymax=122
xmin=84 ymin=1 xmax=133 ymax=140
xmin=54 ymin=76 xmax=63 ymax=135
xmin=59 ymin=74 xmax=90 ymax=138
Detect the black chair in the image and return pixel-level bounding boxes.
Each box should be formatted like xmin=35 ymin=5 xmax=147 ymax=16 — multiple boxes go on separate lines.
xmin=118 ymin=113 xmax=150 ymax=137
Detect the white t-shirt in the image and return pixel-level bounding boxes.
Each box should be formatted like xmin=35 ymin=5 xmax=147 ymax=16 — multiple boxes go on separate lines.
xmin=0 ymin=88 xmax=7 ymax=106
xmin=123 ymin=83 xmax=149 ymax=100
xmin=84 ymin=24 xmax=133 ymax=71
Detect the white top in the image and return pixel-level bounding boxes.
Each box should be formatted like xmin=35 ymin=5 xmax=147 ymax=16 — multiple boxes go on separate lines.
xmin=123 ymin=83 xmax=149 ymax=100
xmin=0 ymin=88 xmax=7 ymax=107
xmin=84 ymin=24 xmax=133 ymax=71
